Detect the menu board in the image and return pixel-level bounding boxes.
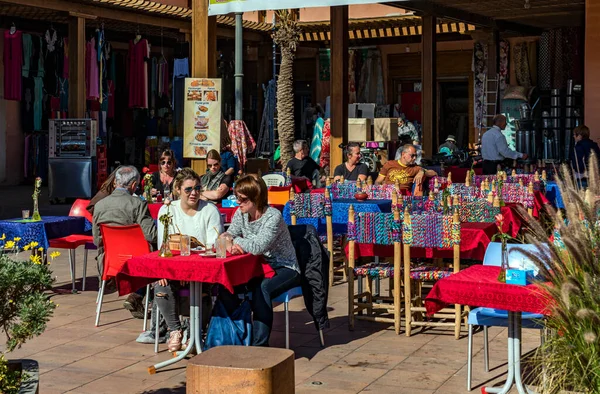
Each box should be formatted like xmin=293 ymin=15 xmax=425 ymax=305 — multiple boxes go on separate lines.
xmin=183 ymin=78 xmax=222 ymax=158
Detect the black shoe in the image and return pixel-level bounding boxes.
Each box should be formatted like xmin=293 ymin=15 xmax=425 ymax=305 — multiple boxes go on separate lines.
xmin=123 ymin=293 xmax=145 ymax=319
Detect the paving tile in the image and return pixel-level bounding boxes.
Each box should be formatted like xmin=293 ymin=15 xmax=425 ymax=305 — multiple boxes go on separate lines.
xmin=66 ymin=375 xmax=157 ymax=394
xmin=373 ymin=367 xmax=456 ymax=391
xmin=335 ymin=350 xmax=407 ymax=370
xmin=361 ymin=382 xmax=435 ymax=393
xmin=303 ymin=364 xmax=388 ymax=393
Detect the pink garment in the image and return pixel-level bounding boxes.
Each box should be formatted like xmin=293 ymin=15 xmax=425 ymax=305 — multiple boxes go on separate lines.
xmin=86 ymin=38 xmax=99 ymax=99
xmin=228 ymin=120 xmax=256 ymax=170
xmin=63 ymin=38 xmax=69 ymax=79
xmin=4 ymin=30 xmax=23 ymax=100
xmin=320 ymin=119 xmax=331 ymax=169
xmin=128 ymin=39 xmax=149 ymax=108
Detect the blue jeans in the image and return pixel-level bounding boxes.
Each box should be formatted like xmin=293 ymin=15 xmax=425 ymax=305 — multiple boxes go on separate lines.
xmin=219 ymin=267 xmax=300 ymax=346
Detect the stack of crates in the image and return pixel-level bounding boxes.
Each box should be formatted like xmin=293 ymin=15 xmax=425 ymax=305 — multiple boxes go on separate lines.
xmin=97 ymin=145 xmax=108 ymax=190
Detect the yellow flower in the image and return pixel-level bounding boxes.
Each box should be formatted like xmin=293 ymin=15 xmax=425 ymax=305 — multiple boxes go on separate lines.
xmin=0 ymin=234 xmax=5 ymax=240
xmin=23 ymin=245 xmax=30 ymax=251
xmin=30 ymin=241 xmax=39 ymax=248
xmin=4 ymin=240 xmax=15 ymax=249
xmin=29 ymin=255 xmax=42 ymax=264
xmin=38 ymin=247 xmax=44 ymax=252
xmin=49 ymin=251 xmax=61 ymax=260
xmin=13 ymin=237 xmax=21 ymax=242
xmin=8 ymin=300 xmax=13 ymax=304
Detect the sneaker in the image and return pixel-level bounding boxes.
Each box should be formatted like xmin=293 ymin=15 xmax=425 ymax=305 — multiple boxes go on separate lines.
xmin=167 ymin=330 xmax=183 ymax=352
xmin=136 ymin=330 xmax=167 ymax=344
xmin=123 ymin=293 xmax=145 ymax=319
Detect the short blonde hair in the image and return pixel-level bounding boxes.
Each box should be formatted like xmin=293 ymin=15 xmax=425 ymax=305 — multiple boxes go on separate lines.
xmin=173 ymin=168 xmax=201 ymax=197
xmin=234 ymin=174 xmax=268 ymax=212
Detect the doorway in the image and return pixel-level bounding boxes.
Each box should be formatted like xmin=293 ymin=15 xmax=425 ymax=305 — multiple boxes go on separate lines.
xmin=438 ymin=81 xmax=469 ymax=151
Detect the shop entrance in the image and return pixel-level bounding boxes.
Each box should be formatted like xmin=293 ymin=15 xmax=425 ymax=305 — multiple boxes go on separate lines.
xmin=438 ymin=80 xmax=469 ymax=152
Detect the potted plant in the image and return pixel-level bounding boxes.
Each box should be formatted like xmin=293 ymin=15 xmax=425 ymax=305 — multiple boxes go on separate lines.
xmin=0 ymin=237 xmax=58 ymax=394
xmin=523 ymin=156 xmax=600 ymax=393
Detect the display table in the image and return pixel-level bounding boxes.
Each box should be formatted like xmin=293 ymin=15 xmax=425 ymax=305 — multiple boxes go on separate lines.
xmin=117 ymin=251 xmax=273 ymax=373
xmin=0 ymin=216 xmax=86 ymax=250
xmin=148 ymin=203 xmax=284 ymax=223
xmin=424 ymin=265 xmax=551 ymax=394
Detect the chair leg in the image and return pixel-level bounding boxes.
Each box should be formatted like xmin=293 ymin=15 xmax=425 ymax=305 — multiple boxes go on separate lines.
xmin=69 ymin=249 xmax=77 ymax=294
xmin=155 ymin=304 xmax=160 ymax=353
xmin=95 ymin=280 xmax=106 ymax=327
xmin=143 ymin=284 xmax=151 ymax=332
xmin=483 ymin=325 xmax=489 ymax=372
xmin=467 ymin=324 xmax=473 ymax=391
xmin=284 ymin=301 xmax=290 ymax=349
xmin=348 ymin=266 xmax=355 ymax=330
xmin=82 ymin=248 xmax=88 ymax=292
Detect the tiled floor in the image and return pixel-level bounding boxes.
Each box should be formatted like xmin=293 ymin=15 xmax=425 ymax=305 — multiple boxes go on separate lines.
xmin=0 ymin=189 xmax=540 ymax=393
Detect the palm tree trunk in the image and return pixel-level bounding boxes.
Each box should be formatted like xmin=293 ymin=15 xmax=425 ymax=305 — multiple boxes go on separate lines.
xmin=277 ymin=50 xmax=295 ymax=167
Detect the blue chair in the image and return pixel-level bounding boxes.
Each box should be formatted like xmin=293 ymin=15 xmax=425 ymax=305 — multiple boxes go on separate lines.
xmin=272 ymin=286 xmax=304 ymax=349
xmin=466 ymin=242 xmax=546 ymax=391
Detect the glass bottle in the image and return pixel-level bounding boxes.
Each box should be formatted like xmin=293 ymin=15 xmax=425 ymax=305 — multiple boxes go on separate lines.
xmin=497 ymin=239 xmax=509 ymax=283
xmin=159 ymin=231 xmax=172 ymax=258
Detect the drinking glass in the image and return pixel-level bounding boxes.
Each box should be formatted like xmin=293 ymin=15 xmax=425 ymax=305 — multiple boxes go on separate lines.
xmin=180 ymin=235 xmax=191 ymax=256
xmin=216 ymin=237 xmax=227 ymax=258
xmin=22 ymin=210 xmax=30 ymax=220
xmin=163 ymin=183 xmax=171 ymax=200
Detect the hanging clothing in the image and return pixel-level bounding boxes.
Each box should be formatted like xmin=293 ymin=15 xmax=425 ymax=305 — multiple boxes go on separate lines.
xmin=97 ymin=30 xmax=105 ymax=104
xmin=86 ymin=37 xmax=99 ymax=99
xmin=59 ymin=77 xmax=68 ymax=112
xmin=227 ymin=120 xmax=256 ymax=170
xmin=107 ymin=80 xmax=115 ymax=118
xmin=127 ymin=38 xmax=149 ymax=108
xmin=310 ymin=117 xmax=324 ymax=164
xmin=150 ymin=57 xmax=157 ymax=109
xmin=36 ymin=36 xmax=44 ymax=78
xmin=158 ymin=59 xmax=169 ymax=98
xmin=320 ymin=119 xmax=331 ymax=170
xmin=44 ymin=29 xmax=60 ymax=96
xmin=63 ymin=37 xmax=69 ymax=79
xmin=172 ymin=57 xmax=189 ymax=105
xmin=22 ymin=33 xmax=32 ymax=78
xmin=3 ymin=30 xmax=23 ymax=100
xmin=22 ymin=77 xmax=35 ymax=132
xmin=33 ymin=77 xmax=44 ymax=131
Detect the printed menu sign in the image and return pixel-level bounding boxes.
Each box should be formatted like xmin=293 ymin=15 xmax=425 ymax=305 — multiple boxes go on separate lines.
xmin=183 ymin=78 xmax=222 ymax=158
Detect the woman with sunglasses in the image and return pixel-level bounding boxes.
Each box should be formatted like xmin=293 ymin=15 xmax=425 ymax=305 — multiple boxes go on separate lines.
xmin=155 ymin=168 xmax=223 ymax=352
xmin=151 ymin=149 xmax=177 ymax=199
xmin=218 ymin=174 xmax=300 ymax=347
xmin=199 ymin=149 xmax=233 ymax=203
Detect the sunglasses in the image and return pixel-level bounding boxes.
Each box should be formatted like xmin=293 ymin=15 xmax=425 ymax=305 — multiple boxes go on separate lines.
xmin=161 ymin=160 xmax=172 ymax=165
xmin=235 ymin=195 xmax=249 ymax=204
xmin=409 ymin=154 xmax=417 ymax=158
xmin=183 ymin=185 xmax=201 ymax=194
xmin=208 ymin=162 xmax=220 ymax=168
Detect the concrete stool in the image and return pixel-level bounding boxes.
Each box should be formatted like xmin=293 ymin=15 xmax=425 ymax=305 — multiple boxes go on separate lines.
xmin=186 ymin=346 xmax=295 ymax=394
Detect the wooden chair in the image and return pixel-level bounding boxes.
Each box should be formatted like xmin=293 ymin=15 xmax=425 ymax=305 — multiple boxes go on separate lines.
xmin=403 ymin=208 xmax=464 ymax=339
xmin=347 ymin=206 xmax=403 ymax=334
xmin=289 ymin=182 xmax=335 ymax=287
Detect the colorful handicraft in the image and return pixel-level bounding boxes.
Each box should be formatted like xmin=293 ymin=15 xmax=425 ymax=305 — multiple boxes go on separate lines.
xmin=397 ymin=196 xmax=443 ymax=214
xmin=457 ymin=198 xmax=500 ymax=223
xmin=347 ymin=212 xmax=401 ymax=245
xmin=330 ymin=182 xmax=361 ymax=199
xmin=364 ymin=184 xmax=398 ymax=200
xmin=354 ymin=262 xmax=395 ymax=278
xmin=446 ymin=184 xmax=484 ymax=200
xmin=428 ymin=176 xmax=449 ymax=193
xmin=402 ymin=212 xmax=460 ymax=249
xmin=409 ymin=266 xmax=454 ymax=281
xmin=501 ymin=184 xmax=534 ymax=209
xmin=290 ymin=193 xmax=331 ymax=218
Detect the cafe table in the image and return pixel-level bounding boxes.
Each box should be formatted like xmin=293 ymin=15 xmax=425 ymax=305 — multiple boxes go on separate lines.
xmin=424 ymin=265 xmax=550 ymax=394
xmin=116 ymin=250 xmax=273 ymax=374
xmin=0 ymin=216 xmax=87 ymax=250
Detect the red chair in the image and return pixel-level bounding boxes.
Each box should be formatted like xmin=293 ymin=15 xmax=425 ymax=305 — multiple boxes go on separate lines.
xmin=49 ymin=199 xmax=94 ymax=294
xmin=95 ymin=224 xmax=150 ymax=328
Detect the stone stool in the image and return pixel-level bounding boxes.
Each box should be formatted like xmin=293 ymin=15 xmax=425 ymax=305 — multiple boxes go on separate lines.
xmin=186 ymin=346 xmax=295 ymax=394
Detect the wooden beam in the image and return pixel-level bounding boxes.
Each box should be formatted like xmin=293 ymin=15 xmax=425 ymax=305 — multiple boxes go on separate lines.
xmin=421 ymin=15 xmax=436 ymax=159
xmin=330 ymin=5 xmax=348 ymax=176
xmin=1 ymin=0 xmax=190 ymax=31
xmin=68 ymin=16 xmax=85 ymax=118
xmin=190 ymin=0 xmax=216 ymax=175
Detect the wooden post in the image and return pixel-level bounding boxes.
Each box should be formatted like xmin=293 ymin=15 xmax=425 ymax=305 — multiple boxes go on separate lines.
xmin=542 ymin=170 xmax=547 ymax=181
xmin=191 ymin=0 xmax=217 ymax=176
xmin=512 ymin=169 xmax=517 ymax=177
xmin=452 ymin=208 xmax=461 ymax=340
xmin=392 ymin=189 xmax=398 ymax=207
xmin=330 ymin=6 xmax=349 ymax=176
xmin=421 ymin=15 xmax=437 ymax=159
xmin=447 ymin=172 xmax=452 ymax=185
xmin=347 ymin=204 xmax=355 ymax=330
xmin=289 ymin=187 xmax=296 ymax=225
xmin=68 ymin=16 xmax=85 ymax=118
xmin=325 ymin=179 xmax=334 ymax=288
xmin=403 ymin=207 xmax=412 ymax=337
xmin=393 ymin=206 xmax=401 ymax=335
xmin=367 ymin=176 xmax=373 ymax=186
xmin=528 ymin=181 xmax=534 ymax=216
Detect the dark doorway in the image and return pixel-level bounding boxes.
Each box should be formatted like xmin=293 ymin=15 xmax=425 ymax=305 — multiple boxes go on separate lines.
xmin=438 ymin=81 xmax=469 ymax=151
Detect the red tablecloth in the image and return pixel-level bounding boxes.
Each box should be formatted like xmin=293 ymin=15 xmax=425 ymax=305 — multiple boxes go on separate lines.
xmin=148 ymin=203 xmax=284 ymax=222
xmin=534 ymin=190 xmax=550 ymax=217
xmin=346 ymin=222 xmax=497 ymax=261
xmin=116 ymin=251 xmax=274 ymax=295
xmin=424 ymin=265 xmax=551 ymax=315
xmin=501 ymin=203 xmax=523 ymax=238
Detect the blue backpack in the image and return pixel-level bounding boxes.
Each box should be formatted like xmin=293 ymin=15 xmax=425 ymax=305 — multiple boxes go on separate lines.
xmin=203 ymin=299 xmax=252 ymax=350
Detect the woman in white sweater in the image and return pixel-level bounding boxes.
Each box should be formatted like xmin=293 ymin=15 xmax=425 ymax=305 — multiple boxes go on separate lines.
xmin=155 ymin=168 xmax=223 ymax=352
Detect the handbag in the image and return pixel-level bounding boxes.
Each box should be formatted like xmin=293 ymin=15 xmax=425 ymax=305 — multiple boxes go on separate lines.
xmin=168 ymin=234 xmax=204 ymax=251
xmin=203 ymin=299 xmax=252 ymax=350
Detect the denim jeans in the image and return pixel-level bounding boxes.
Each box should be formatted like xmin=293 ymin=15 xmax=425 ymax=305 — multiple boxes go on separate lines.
xmin=154 ymin=281 xmax=182 ymax=331
xmin=219 ymin=267 xmax=301 ymax=346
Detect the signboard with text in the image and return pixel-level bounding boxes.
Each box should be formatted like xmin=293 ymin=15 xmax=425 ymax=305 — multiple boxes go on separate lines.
xmin=208 ymin=0 xmax=394 ymax=16
xmin=183 ymin=78 xmax=222 ymax=159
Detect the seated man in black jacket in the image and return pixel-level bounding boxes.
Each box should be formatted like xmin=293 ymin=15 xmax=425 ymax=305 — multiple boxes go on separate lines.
xmin=286 ymin=140 xmax=322 ymax=186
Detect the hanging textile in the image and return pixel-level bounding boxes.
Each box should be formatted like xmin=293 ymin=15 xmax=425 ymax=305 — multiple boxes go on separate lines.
xmin=3 ymin=30 xmax=23 ymax=100
xmin=499 ymin=40 xmax=509 ymax=92
xmin=22 ymin=33 xmax=32 ymax=78
xmin=158 ymin=59 xmax=169 ymax=98
xmin=172 ymin=57 xmax=189 ymax=134
xmin=127 ymin=38 xmax=149 ymax=108
xmin=227 ymin=120 xmax=256 ymax=170
xmin=472 ymin=41 xmax=487 ymax=130
xmin=320 ymin=119 xmax=331 ymax=170
xmin=33 ymin=77 xmax=44 ymax=131
xmin=86 ymin=37 xmax=99 ymax=100
xmin=150 ymin=57 xmax=157 ymax=109
xmin=62 ymin=38 xmax=69 ymax=79
xmin=22 ymin=77 xmax=35 ymax=132
xmin=97 ymin=29 xmax=105 ymax=104
xmin=348 ymin=49 xmax=357 ymax=104
xmin=43 ymin=29 xmax=60 ymax=96
xmin=36 ymin=36 xmax=44 ymax=78
xmin=59 ymin=78 xmax=68 ymax=113
xmin=514 ymin=43 xmax=532 ymax=88
xmin=310 ymin=117 xmax=324 ymax=163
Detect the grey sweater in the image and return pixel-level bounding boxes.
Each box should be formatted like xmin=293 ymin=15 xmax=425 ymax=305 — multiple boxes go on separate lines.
xmin=227 ymin=207 xmax=299 ymax=273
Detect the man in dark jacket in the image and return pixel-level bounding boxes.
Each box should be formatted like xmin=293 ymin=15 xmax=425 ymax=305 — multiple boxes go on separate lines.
xmin=571 ymin=125 xmax=600 ymax=178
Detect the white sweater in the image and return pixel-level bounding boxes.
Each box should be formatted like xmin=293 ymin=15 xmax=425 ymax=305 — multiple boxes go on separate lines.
xmin=157 ymin=200 xmax=223 ymax=249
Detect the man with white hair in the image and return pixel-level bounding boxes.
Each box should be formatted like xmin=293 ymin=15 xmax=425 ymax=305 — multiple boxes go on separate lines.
xmin=285 ymin=139 xmax=322 ymax=186
xmin=92 ymin=165 xmax=157 ymax=317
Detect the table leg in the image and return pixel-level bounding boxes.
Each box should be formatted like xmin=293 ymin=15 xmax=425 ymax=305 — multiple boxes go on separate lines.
xmin=484 ymin=311 xmax=516 ymax=394
xmin=194 ymin=282 xmax=203 ymax=355
xmin=513 ymin=312 xmax=536 ymax=394
xmin=149 ymin=281 xmax=198 ymax=374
